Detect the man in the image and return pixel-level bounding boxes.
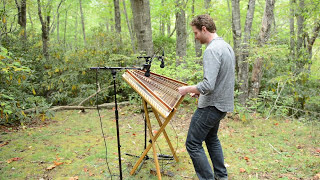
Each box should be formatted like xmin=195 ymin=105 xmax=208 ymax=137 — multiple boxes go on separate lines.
xmin=178 ymin=14 xmax=235 ymax=180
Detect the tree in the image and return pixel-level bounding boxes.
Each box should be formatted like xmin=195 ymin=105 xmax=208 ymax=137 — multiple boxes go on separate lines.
xmin=114 ymin=0 xmax=122 ymax=44
xmin=15 ymin=0 xmax=27 ymax=40
xmin=79 ymin=0 xmax=86 ymax=45
xmin=175 ymin=0 xmax=187 ymax=62
xmin=231 ymin=0 xmax=256 ymax=105
xmin=249 ymin=0 xmax=275 ymax=99
xmin=130 ymin=0 xmax=154 ymax=56
xmin=37 ymin=0 xmax=51 ymax=60
xmin=123 ymin=0 xmax=136 ymax=53
xmin=191 ymin=0 xmax=202 ymax=57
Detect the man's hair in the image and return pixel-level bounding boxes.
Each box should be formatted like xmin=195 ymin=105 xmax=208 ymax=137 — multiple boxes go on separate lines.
xmin=190 ymin=14 xmax=216 ymax=33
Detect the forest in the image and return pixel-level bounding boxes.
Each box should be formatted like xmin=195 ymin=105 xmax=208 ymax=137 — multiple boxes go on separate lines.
xmin=1 ymin=0 xmax=320 ymax=179
xmin=1 ymin=0 xmax=319 ymax=124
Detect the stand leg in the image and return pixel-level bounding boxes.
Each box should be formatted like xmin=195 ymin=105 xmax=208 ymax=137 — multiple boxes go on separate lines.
xmin=130 ymin=101 xmax=178 ymax=176
xmin=152 ymin=108 xmax=179 ymax=162
xmin=144 ymin=101 xmax=161 ymax=180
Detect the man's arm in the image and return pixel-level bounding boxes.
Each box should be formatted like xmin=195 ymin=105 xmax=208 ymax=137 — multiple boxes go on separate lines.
xmin=178 ymin=85 xmax=200 ymax=96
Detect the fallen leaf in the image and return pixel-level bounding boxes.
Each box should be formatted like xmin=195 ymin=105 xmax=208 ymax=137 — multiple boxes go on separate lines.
xmin=240 ymin=168 xmax=246 ymax=173
xmin=244 ymin=156 xmax=250 ymax=162
xmin=46 ymin=165 xmax=56 ymax=170
xmin=54 ymin=161 xmax=64 ymax=166
xmin=7 ymin=157 xmax=22 ymax=164
xmin=0 ymin=141 xmax=9 ymax=147
xmin=69 ymin=176 xmax=79 ymax=180
xmin=274 ymin=123 xmax=279 ymax=126
xmin=84 ymin=167 xmax=88 ymax=172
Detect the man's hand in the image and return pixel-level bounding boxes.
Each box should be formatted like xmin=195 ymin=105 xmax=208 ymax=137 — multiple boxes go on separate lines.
xmin=178 ymin=86 xmax=189 ymax=96
xmin=189 ymin=93 xmax=199 ymax=98
xmin=178 ymin=85 xmax=200 ymax=96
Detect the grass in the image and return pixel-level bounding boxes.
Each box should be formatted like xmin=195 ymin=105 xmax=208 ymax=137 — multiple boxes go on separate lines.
xmin=0 ymin=102 xmax=319 ymax=179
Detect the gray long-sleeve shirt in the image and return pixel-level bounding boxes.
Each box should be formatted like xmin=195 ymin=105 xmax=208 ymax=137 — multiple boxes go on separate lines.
xmin=196 ymin=37 xmax=235 ymax=112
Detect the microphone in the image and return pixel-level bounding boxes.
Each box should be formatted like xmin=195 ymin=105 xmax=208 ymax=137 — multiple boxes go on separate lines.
xmin=143 ymin=63 xmax=151 ymax=77
xmin=160 ymin=60 xmax=165 ymax=68
xmin=159 ymin=50 xmax=165 ymax=68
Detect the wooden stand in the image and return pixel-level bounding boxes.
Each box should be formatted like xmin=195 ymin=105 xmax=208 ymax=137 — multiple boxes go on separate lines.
xmin=130 ymin=99 xmax=180 ymax=180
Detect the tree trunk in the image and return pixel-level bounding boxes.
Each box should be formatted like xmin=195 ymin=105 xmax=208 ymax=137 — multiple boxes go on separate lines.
xmin=191 ymin=0 xmax=202 ymax=57
xmin=296 ymin=0 xmax=304 ymax=55
xmin=238 ymin=0 xmax=255 ymax=104
xmin=15 ymin=0 xmax=27 ymax=39
xmin=123 ymin=0 xmax=136 ymax=53
xmin=79 ymin=0 xmax=86 ymax=45
xmin=57 ymin=10 xmax=60 ymax=42
xmin=249 ymin=0 xmax=275 ymax=99
xmin=231 ymin=0 xmax=241 ymax=76
xmin=289 ymin=0 xmax=295 ymax=57
xmin=37 ymin=0 xmax=50 ymax=61
xmin=175 ymin=0 xmax=187 ymax=63
xmin=114 ymin=0 xmax=122 ymax=45
xmin=130 ymin=0 xmax=154 ymax=56
xmin=307 ymin=20 xmax=320 ymax=58
xmin=28 ymin=6 xmax=33 ymax=29
xmin=64 ymin=9 xmax=68 ymax=48
xmin=74 ymin=8 xmax=78 ymax=47
xmin=205 ymin=0 xmax=211 ymax=9
xmin=167 ymin=16 xmax=171 ymax=36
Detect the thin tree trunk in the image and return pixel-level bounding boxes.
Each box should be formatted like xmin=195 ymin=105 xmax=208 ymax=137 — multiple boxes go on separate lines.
xmin=307 ymin=20 xmax=320 ymax=58
xmin=74 ymin=8 xmax=78 ymax=47
xmin=250 ymin=0 xmax=275 ymax=99
xmin=37 ymin=0 xmax=50 ymax=61
xmin=57 ymin=10 xmax=60 ymax=42
xmin=114 ymin=0 xmax=122 ymax=45
xmin=205 ymin=0 xmax=211 ymax=9
xmin=28 ymin=6 xmax=33 ymax=29
xmin=109 ymin=3 xmax=114 ymax=32
xmin=192 ymin=0 xmax=202 ymax=57
xmin=79 ymin=0 xmax=86 ymax=45
xmin=289 ymin=0 xmax=295 ymax=57
xmin=64 ymin=9 xmax=68 ymax=48
xmin=238 ymin=0 xmax=255 ymax=104
xmin=231 ymin=0 xmax=241 ymax=76
xmin=160 ymin=0 xmax=165 ymax=36
xmin=167 ymin=16 xmax=171 ymax=36
xmin=130 ymin=0 xmax=154 ymax=56
xmin=1 ymin=0 xmax=7 ymax=40
xmin=55 ymin=0 xmax=64 ymax=43
xmin=15 ymin=0 xmax=27 ymax=39
xmin=123 ymin=0 xmax=136 ymax=53
xmin=175 ymin=0 xmax=187 ymax=63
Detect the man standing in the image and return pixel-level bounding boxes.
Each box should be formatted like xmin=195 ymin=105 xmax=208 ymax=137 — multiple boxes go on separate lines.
xmin=178 ymin=14 xmax=235 ymax=180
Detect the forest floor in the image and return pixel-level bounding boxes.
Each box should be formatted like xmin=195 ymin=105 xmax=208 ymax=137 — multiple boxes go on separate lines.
xmin=0 ymin=102 xmax=319 ymax=180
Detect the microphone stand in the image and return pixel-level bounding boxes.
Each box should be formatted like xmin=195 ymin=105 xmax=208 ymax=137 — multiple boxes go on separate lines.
xmin=90 ymin=66 xmax=142 ymax=180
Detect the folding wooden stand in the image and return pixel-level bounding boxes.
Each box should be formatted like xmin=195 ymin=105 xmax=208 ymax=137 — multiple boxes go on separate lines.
xmin=122 ymin=69 xmax=187 ymax=180
xmin=129 ymin=99 xmax=182 ymax=180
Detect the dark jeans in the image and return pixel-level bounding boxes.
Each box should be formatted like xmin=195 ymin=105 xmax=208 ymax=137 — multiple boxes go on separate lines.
xmin=186 ymin=106 xmax=228 ymax=180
